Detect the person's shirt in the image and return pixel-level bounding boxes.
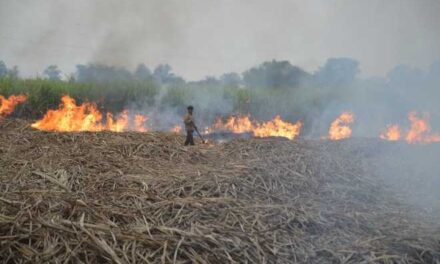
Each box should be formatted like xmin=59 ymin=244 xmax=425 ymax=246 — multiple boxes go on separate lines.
xmin=183 ymin=114 xmax=195 ymax=131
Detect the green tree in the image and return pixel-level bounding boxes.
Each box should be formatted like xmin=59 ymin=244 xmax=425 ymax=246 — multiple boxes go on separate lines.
xmin=44 ymin=65 xmax=62 ymax=80
xmin=243 ymin=60 xmax=310 ymax=89
xmin=0 ymin=61 xmax=7 ymax=78
xmin=134 ymin=63 xmax=152 ymax=80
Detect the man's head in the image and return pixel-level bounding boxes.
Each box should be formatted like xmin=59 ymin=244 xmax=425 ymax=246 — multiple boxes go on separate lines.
xmin=187 ymin=105 xmax=194 ymax=114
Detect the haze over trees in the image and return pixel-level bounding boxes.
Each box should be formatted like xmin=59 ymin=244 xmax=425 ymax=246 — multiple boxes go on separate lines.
xmin=134 ymin=64 xmax=152 ymax=80
xmin=0 ymin=61 xmax=7 ymax=78
xmin=243 ymin=60 xmax=310 ymax=89
xmin=43 ymin=65 xmax=62 ymax=80
xmin=313 ymin=58 xmax=359 ymax=88
xmin=0 ymin=57 xmax=439 ymax=134
xmin=0 ymin=61 xmax=19 ymax=79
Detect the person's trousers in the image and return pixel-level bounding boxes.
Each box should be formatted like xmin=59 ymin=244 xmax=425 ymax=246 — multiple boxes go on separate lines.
xmin=184 ymin=130 xmax=195 ymax=146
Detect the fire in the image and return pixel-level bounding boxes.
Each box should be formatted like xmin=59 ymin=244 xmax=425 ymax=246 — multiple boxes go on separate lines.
xmin=253 ymin=115 xmax=302 ymax=140
xmin=31 ymin=95 xmax=149 ymax=132
xmin=380 ymin=112 xmax=440 ymax=144
xmin=26 ymin=95 xmax=440 ymax=144
xmin=32 ymin=95 xmax=104 ymax=132
xmin=380 ymin=124 xmax=401 ymax=141
xmin=134 ymin=114 xmax=148 ymax=132
xmin=328 ymin=111 xmax=354 ymax=140
xmin=170 ymin=125 xmax=182 ymax=134
xmin=207 ymin=115 xmax=302 ymax=140
xmin=106 ymin=111 xmax=129 ymax=132
xmin=0 ymin=94 xmax=27 ymax=117
xmin=209 ymin=115 xmax=254 ymax=134
xmin=405 ymin=112 xmax=440 ymax=144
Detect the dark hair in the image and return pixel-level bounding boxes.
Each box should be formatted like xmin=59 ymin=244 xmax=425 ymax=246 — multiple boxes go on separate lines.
xmin=187 ymin=105 xmax=194 ymax=110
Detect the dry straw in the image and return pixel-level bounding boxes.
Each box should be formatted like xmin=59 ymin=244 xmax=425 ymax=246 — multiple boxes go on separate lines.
xmin=0 ymin=119 xmax=439 ymax=263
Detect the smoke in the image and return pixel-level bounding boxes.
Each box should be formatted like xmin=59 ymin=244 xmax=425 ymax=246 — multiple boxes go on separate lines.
xmin=296 ymin=58 xmax=440 ymax=138
xmin=125 ymin=83 xmax=236 ymax=131
xmin=88 ymin=1 xmax=187 ymax=67
xmin=361 ymin=143 xmax=440 ymax=216
xmin=0 ymin=0 xmax=191 ymax=78
xmin=86 ymin=55 xmax=440 ymax=142
xmin=2 ymin=0 xmax=440 ymax=80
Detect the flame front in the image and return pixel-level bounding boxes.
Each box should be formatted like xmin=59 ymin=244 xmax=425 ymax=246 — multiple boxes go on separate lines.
xmin=209 ymin=116 xmax=254 ymax=134
xmin=31 ymin=95 xmax=149 ymax=132
xmin=30 ymin=96 xmax=301 ymax=139
xmin=253 ymin=115 xmax=302 ymax=140
xmin=0 ymin=94 xmax=27 ymax=117
xmin=25 ymin=95 xmax=440 ymax=144
xmin=207 ymin=115 xmax=302 ymax=140
xmin=405 ymin=112 xmax=440 ymax=144
xmin=32 ymin=95 xmax=104 ymax=131
xmin=134 ymin=114 xmax=148 ymax=132
xmin=380 ymin=112 xmax=440 ymax=144
xmin=328 ymin=111 xmax=354 ymax=140
xmin=170 ymin=125 xmax=182 ymax=134
xmin=380 ymin=124 xmax=401 ymax=141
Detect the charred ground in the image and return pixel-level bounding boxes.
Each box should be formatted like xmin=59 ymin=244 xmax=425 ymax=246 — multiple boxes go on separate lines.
xmin=0 ymin=119 xmax=439 ymax=263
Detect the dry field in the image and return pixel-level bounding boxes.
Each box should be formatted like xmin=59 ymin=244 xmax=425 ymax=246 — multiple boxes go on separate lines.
xmin=0 ymin=119 xmax=439 ymax=263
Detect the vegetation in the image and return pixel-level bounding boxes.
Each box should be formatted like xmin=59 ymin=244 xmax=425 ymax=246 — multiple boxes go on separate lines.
xmin=0 ymin=77 xmax=159 ymax=118
xmin=0 ymin=59 xmax=357 ymax=120
xmin=1 ymin=58 xmax=439 ymax=132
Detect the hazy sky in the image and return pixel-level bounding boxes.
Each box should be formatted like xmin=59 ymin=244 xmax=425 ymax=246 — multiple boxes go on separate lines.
xmin=1 ymin=0 xmax=439 ymax=80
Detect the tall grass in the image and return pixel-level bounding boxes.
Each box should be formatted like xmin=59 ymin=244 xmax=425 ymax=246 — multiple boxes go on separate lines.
xmin=0 ymin=77 xmax=159 ymax=118
xmin=0 ymin=76 xmax=318 ymax=126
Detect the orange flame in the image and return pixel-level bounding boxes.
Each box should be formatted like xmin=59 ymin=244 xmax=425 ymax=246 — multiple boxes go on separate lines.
xmin=380 ymin=112 xmax=440 ymax=144
xmin=405 ymin=112 xmax=440 ymax=144
xmin=328 ymin=111 xmax=354 ymax=140
xmin=0 ymin=94 xmax=27 ymax=117
xmin=380 ymin=124 xmax=401 ymax=141
xmin=254 ymin=115 xmax=302 ymax=140
xmin=207 ymin=115 xmax=302 ymax=140
xmin=106 ymin=110 xmax=129 ymax=132
xmin=134 ymin=114 xmax=148 ymax=132
xmin=31 ymin=95 xmax=149 ymax=132
xmin=170 ymin=125 xmax=182 ymax=134
xmin=209 ymin=115 xmax=254 ymax=134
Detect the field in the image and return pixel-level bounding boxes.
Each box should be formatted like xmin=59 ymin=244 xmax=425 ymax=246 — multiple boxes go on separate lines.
xmin=0 ymin=76 xmax=336 ymax=130
xmin=1 ymin=119 xmax=439 ymax=263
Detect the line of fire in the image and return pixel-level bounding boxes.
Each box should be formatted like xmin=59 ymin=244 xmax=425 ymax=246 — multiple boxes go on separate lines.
xmin=1 ymin=94 xmax=439 ymax=144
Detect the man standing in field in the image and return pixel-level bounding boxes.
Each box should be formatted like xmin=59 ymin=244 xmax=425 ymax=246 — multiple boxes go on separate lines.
xmin=183 ymin=105 xmax=196 ymax=146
